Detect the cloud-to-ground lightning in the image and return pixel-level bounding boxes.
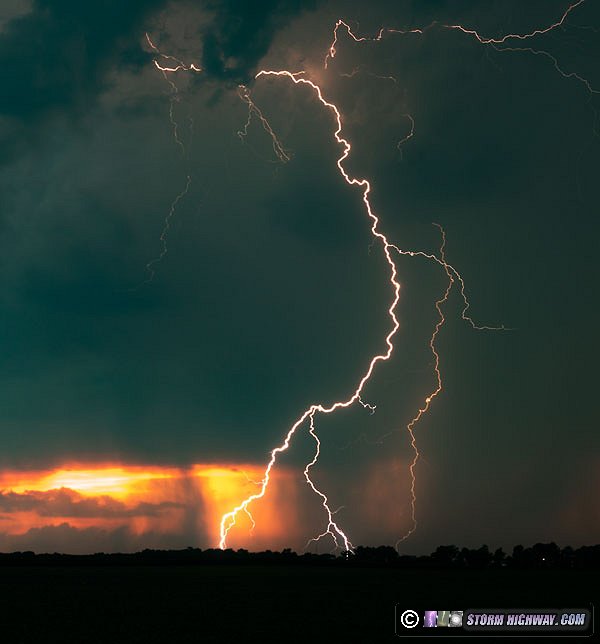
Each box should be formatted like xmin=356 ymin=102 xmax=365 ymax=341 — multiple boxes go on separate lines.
xmin=394 ymin=224 xmax=454 ymax=546
xmin=142 ymin=1 xmax=595 ymax=551
xmin=301 ymin=3 xmax=595 ymax=545
xmin=336 ymin=222 xmax=507 ymax=538
xmin=219 ymin=68 xmax=403 ymax=552
xmin=389 ymin=223 xmax=510 ymax=546
xmin=391 ymin=227 xmax=510 ymax=546
xmin=304 ymin=410 xmax=353 ymax=552
xmin=217 ymin=60 xmax=518 ymax=549
xmin=218 ymin=67 xmax=509 ymax=551
xmin=339 ymin=224 xmax=508 ymax=449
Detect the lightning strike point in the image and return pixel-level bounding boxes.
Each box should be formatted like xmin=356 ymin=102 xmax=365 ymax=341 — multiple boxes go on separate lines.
xmin=139 ymin=1 xmax=595 ymax=551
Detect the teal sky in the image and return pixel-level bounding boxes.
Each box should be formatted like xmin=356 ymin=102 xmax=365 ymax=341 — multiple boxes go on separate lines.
xmin=0 ymin=0 xmax=598 ymax=552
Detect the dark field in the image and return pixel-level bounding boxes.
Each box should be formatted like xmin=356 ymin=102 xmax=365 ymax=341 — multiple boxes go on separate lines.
xmin=0 ymin=564 xmax=595 ymax=643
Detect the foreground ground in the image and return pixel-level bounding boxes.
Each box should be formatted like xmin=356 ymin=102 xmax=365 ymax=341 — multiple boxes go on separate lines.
xmin=0 ymin=564 xmax=595 ymax=643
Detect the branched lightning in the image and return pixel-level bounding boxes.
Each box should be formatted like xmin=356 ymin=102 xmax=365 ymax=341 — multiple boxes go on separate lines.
xmin=145 ymin=35 xmax=293 ymax=284
xmin=394 ymin=224 xmax=454 ymax=546
xmin=220 ymin=2 xmax=596 ymax=550
xmin=243 ymin=507 xmax=256 ymax=533
xmin=338 ymin=66 xmax=415 ymax=160
xmin=304 ymin=410 xmax=354 ymax=552
xmin=141 ymin=1 xmax=596 ymax=550
xmin=338 ymin=224 xmax=508 ymax=454
xmin=326 ymin=1 xmax=598 ymax=95
xmin=389 ymin=241 xmax=512 ymax=332
xmin=326 ymin=21 xmax=386 ymax=68
xmin=443 ymin=0 xmax=585 ymax=44
xmin=219 ymin=69 xmax=403 ymax=552
xmin=237 ymin=84 xmax=292 ymax=163
xmin=489 ymin=43 xmax=598 ymax=95
xmin=337 ymin=222 xmax=507 ymax=540
xmin=146 ymin=33 xmax=202 ymax=153
xmin=145 ymin=32 xmax=202 ymax=74
xmin=325 ymin=19 xmax=422 ymax=68
xmin=448 ymin=4 xmax=598 ymax=95
xmin=142 ymin=34 xmax=202 ymax=283
xmin=217 ymin=72 xmax=502 ymax=550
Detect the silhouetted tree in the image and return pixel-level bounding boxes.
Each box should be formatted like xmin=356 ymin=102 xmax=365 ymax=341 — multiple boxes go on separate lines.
xmin=355 ymin=546 xmax=398 ymax=564
xmin=0 ymin=543 xmax=598 ymax=569
xmin=460 ymin=545 xmax=492 ymax=569
xmin=492 ymin=547 xmax=506 ymax=567
xmin=560 ymin=545 xmax=575 ymax=568
xmin=574 ymin=545 xmax=600 ymax=569
xmin=430 ymin=545 xmax=459 ymax=567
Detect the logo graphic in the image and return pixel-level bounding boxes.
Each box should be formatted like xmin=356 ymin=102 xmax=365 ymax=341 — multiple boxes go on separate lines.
xmin=424 ymin=611 xmax=437 ymax=627
xmin=449 ymin=611 xmax=464 ymax=627
xmin=437 ymin=611 xmax=451 ymax=627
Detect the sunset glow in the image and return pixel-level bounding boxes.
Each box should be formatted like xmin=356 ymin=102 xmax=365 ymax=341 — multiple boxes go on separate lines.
xmin=0 ymin=466 xmax=179 ymax=498
xmin=0 ymin=463 xmax=297 ymax=551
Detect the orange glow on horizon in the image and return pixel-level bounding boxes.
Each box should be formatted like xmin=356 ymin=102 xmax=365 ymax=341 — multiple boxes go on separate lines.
xmin=4 ymin=466 xmax=179 ymax=499
xmin=0 ymin=462 xmax=298 ymax=549
xmin=194 ymin=464 xmax=299 ymax=548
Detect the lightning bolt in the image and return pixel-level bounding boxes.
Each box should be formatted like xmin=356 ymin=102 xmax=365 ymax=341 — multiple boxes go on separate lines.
xmin=338 ymin=66 xmax=415 ymax=160
xmin=334 ymin=221 xmax=507 ymax=543
xmin=145 ymin=33 xmax=202 ymax=152
xmin=326 ymin=22 xmax=386 ymax=68
xmin=141 ymin=1 xmax=595 ymax=550
xmin=218 ymin=72 xmax=504 ymax=551
xmin=221 ymin=2 xmax=596 ymax=550
xmin=145 ymin=32 xmax=202 ymax=74
xmin=394 ymin=224 xmax=453 ymax=546
xmin=237 ymin=84 xmax=292 ymax=163
xmin=326 ymin=1 xmax=598 ymax=95
xmin=443 ymin=0 xmax=598 ymax=97
xmin=393 ymin=224 xmax=510 ymax=544
xmin=219 ymin=69 xmax=403 ymax=552
xmin=396 ymin=114 xmax=415 ymax=160
xmin=443 ymin=0 xmax=585 ymax=44
xmin=144 ymin=174 xmax=192 ymax=283
xmin=304 ymin=410 xmax=353 ymax=552
xmin=338 ymin=224 xmax=508 ymax=452
xmin=390 ymin=223 xmax=511 ymax=546
xmin=144 ymin=36 xmax=292 ymax=281
xmin=142 ymin=33 xmax=202 ymax=283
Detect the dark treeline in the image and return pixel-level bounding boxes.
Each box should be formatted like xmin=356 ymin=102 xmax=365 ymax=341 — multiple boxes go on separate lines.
xmin=0 ymin=543 xmax=598 ymax=569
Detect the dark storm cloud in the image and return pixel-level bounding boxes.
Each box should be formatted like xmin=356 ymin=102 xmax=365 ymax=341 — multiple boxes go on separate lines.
xmin=0 ymin=0 xmax=321 ymax=122
xmin=0 ymin=0 xmax=167 ymax=121
xmin=0 ymin=489 xmax=183 ymax=518
xmin=201 ymin=0 xmax=319 ymax=82
xmin=0 ymin=0 xmax=598 ymax=554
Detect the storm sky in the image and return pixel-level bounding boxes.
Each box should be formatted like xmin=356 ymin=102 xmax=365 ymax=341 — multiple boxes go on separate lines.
xmin=0 ymin=0 xmax=598 ymax=553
